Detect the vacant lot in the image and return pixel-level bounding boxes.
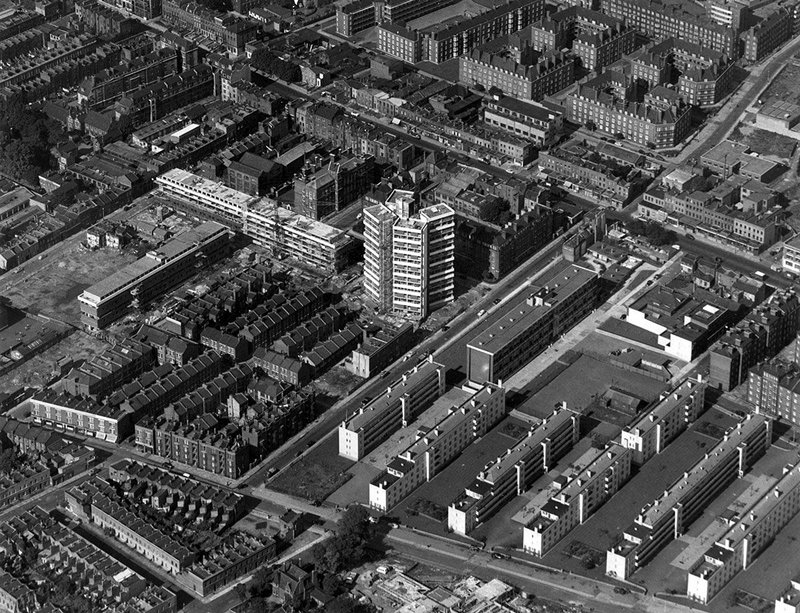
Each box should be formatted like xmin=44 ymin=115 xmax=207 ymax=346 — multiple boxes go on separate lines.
xmin=2 ymin=243 xmax=139 ymax=326
xmin=761 ymin=62 xmax=800 ymax=106
xmin=0 ymin=330 xmax=109 ymax=396
xmin=270 ymin=436 xmax=354 ymax=502
xmin=730 ymin=124 xmax=797 ymax=161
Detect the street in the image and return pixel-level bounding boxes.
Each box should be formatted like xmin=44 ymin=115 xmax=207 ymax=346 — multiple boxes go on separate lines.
xmin=385 ymin=528 xmax=704 ymax=613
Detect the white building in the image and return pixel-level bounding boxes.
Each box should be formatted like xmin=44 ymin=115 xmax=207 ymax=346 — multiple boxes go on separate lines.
xmin=620 ymin=377 xmax=706 ymax=465
xmin=338 ymin=358 xmax=446 ymax=461
xmin=369 ymin=382 xmax=505 ymax=512
xmin=363 ymin=190 xmax=455 ymax=321
xmin=448 ymin=406 xmax=580 ymax=535
xmin=606 ymin=414 xmax=773 ymax=580
xmin=155 ymin=169 xmax=355 ymax=273
xmin=776 ymin=577 xmax=800 ymax=613
xmin=687 ymin=461 xmax=800 ymax=604
xmin=523 ymin=444 xmax=632 ymax=557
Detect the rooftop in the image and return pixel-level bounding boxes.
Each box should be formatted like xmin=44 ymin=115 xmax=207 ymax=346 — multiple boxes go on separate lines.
xmin=467 ymin=264 xmax=597 ymax=355
xmin=343 ymin=360 xmax=444 ymax=432
xmin=636 ymin=414 xmax=770 ymax=528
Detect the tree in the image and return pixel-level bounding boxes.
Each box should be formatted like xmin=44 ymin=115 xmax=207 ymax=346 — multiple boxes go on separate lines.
xmin=322 ymin=574 xmax=343 ymax=596
xmin=585 ymin=120 xmax=596 ymax=131
xmin=314 ymin=506 xmax=374 ymax=574
xmin=0 ymin=447 xmax=18 ymax=475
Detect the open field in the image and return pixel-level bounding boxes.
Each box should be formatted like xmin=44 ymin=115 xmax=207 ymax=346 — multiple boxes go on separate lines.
xmin=2 ymin=243 xmax=139 ymax=326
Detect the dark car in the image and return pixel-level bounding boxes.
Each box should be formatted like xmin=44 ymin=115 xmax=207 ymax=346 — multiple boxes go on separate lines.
xmin=491 ymin=553 xmax=507 ymax=560
xmin=613 ymin=587 xmax=629 ymax=595
xmin=493 ymin=298 xmax=501 ymax=305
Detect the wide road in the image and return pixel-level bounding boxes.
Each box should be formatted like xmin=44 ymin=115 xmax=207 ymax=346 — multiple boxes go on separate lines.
xmin=385 ymin=528 xmax=702 ymax=613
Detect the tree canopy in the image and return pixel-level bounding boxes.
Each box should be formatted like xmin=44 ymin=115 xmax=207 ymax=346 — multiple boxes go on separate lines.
xmin=626 ymin=219 xmax=677 ymax=246
xmin=312 ymin=506 xmax=373 ymax=574
xmin=0 ymin=100 xmax=62 ymax=184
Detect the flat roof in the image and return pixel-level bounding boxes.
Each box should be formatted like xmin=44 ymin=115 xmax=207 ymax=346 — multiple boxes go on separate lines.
xmin=625 ymin=378 xmax=703 ymax=437
xmin=156 ymin=168 xmax=258 ymax=210
xmin=402 ymin=383 xmax=502 ymax=460
xmin=343 ymin=360 xmax=444 ymax=432
xmin=554 ymin=443 xmax=630 ymax=504
xmin=81 ymin=221 xmax=227 ymax=303
xmin=467 ymin=264 xmax=597 ymax=356
xmin=248 ymin=200 xmax=347 ymax=243
xmin=483 ymin=408 xmax=576 ymax=484
xmin=637 ymin=414 xmax=769 ymax=528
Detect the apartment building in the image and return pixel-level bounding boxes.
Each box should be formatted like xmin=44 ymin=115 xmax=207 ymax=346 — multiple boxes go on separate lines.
xmin=628 ymin=38 xmax=736 ymax=106
xmin=348 ymin=322 xmax=414 ymax=379
xmin=448 ymin=407 xmax=580 ymax=535
xmin=746 ymin=352 xmax=800 ymax=427
xmin=620 ymin=377 xmax=707 ymax=465
xmin=482 ymin=96 xmax=563 ymax=148
xmin=176 ymin=532 xmax=276 ymax=597
xmin=369 ymin=383 xmax=505 ymax=512
xmin=78 ymin=221 xmax=231 ymax=330
xmin=601 ymin=0 xmax=740 ymax=57
xmin=741 ymin=8 xmax=791 ymax=63
xmin=466 ymin=264 xmax=600 ymax=384
xmin=606 ymin=414 xmax=773 ymax=580
xmin=379 ymin=0 xmax=459 ymax=24
xmin=687 ymin=462 xmax=800 ymax=603
xmin=566 ymin=74 xmax=692 ymax=148
xmin=147 ymin=416 xmax=249 ymax=479
xmin=529 ymin=7 xmax=635 ymax=70
xmin=61 ymin=339 xmax=156 ymax=399
xmin=776 ymin=577 xmax=800 ymax=613
xmin=156 ymin=169 xmax=356 ymax=273
xmin=336 ymin=0 xmax=376 ymax=37
xmin=364 ymin=190 xmax=455 ymax=322
xmin=30 ymin=389 xmax=134 ymax=442
xmin=523 ymin=444 xmax=633 ymax=556
xmin=538 ymin=143 xmax=643 ymax=208
xmin=293 ymin=154 xmax=375 ymax=220
xmin=338 ymin=359 xmax=446 ymax=460
xmin=422 ymin=0 xmax=546 ymax=64
xmin=162 ymin=0 xmax=260 ymax=54
xmin=784 ymin=234 xmax=800 ymax=275
xmin=459 ymin=49 xmax=575 ymax=102
xmin=709 ymin=287 xmax=800 ymax=391
xmin=377 ymin=23 xmax=420 ymax=63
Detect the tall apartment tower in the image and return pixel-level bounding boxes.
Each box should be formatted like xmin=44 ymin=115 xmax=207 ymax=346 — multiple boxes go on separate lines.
xmin=363 ymin=190 xmax=455 ymax=322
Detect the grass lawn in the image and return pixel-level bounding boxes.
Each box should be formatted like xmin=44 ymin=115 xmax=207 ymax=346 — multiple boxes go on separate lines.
xmin=270 ymin=436 xmax=354 ymax=502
